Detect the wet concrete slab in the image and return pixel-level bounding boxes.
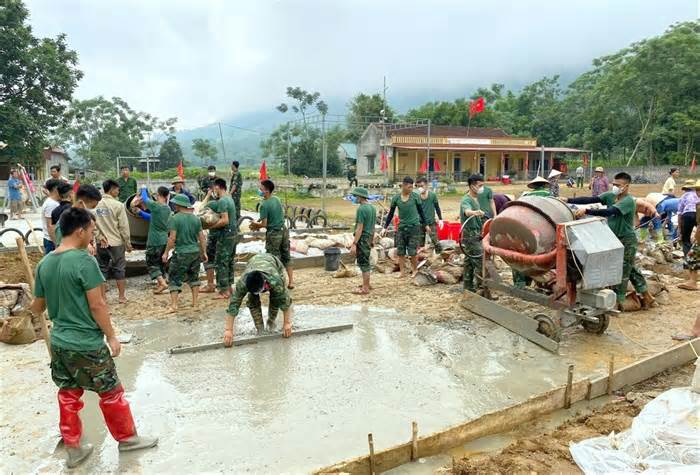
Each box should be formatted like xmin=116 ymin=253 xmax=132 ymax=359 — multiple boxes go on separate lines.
xmin=1 ymin=304 xmax=601 ymax=473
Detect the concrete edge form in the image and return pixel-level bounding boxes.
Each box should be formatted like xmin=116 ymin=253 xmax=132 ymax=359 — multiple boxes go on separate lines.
xmin=314 ymin=338 xmax=700 ymax=474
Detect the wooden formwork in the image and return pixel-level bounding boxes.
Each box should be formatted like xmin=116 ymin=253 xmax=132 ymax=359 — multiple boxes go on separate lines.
xmin=315 ymin=338 xmax=700 ymax=474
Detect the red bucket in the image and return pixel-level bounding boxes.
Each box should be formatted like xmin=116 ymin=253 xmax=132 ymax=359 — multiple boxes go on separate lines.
xmin=447 ymin=221 xmax=462 ymax=241
xmin=436 ymin=221 xmax=450 ymax=240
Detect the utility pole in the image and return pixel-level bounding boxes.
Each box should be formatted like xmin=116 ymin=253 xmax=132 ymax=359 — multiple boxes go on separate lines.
xmin=321 ymin=113 xmax=327 ymax=212
xmin=426 ymin=119 xmax=432 ymax=178
xmin=286 ymin=122 xmax=292 ymax=175
xmin=382 ymin=75 xmax=388 ymax=181
xmin=218 ymin=122 xmax=227 ymax=163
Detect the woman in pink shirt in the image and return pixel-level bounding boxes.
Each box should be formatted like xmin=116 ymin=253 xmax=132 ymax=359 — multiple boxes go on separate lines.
xmin=589 ymin=167 xmax=609 ymax=197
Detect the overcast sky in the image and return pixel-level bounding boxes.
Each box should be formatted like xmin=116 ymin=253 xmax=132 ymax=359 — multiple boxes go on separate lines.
xmin=25 ymin=0 xmax=698 ymax=129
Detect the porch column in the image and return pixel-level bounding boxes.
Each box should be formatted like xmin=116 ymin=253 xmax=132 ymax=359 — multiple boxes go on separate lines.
xmin=500 ymin=151 xmax=505 ymax=178
xmin=447 ymin=151 xmax=451 ymax=179
xmin=415 ymin=151 xmax=419 ymax=175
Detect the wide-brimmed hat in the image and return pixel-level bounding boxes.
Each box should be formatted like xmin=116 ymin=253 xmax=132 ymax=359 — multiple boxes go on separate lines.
xmin=692 ymin=179 xmax=700 ymax=189
xmin=594 ymin=166 xmax=604 ymax=172
xmin=548 ymin=169 xmax=562 ymax=179
xmin=171 ymin=193 xmax=193 ymax=208
xmin=171 ymin=177 xmax=185 ymax=184
xmin=681 ymin=179 xmax=696 ymax=191
xmin=351 ymin=187 xmax=369 ymax=199
xmin=527 ymin=176 xmax=550 ymax=189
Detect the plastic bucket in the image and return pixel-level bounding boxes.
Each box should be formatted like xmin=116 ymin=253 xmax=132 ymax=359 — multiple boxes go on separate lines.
xmin=323 ymin=247 xmax=342 ymax=272
xmin=436 ymin=221 xmax=450 ymax=240
xmin=447 ymin=222 xmax=463 ymax=241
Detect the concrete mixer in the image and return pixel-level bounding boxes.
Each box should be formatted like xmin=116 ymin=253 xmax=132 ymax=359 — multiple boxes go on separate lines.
xmin=461 ymin=195 xmax=624 ymax=353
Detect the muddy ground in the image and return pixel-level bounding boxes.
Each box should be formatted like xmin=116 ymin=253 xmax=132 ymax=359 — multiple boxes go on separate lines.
xmin=0 ymin=249 xmax=43 ymax=284
xmin=448 ymin=363 xmax=695 ymax=475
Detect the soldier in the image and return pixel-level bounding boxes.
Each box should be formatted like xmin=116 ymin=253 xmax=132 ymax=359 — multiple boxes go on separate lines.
xmin=224 ymin=254 xmax=293 ymax=343
xmin=229 ymin=160 xmax=243 ymax=221
xmin=347 ymin=163 xmax=358 ymax=188
xmin=415 ymin=176 xmax=443 ymax=250
xmin=204 ymin=178 xmax=238 ymax=299
xmin=116 ymin=166 xmax=137 ymax=203
xmin=30 ymin=208 xmax=157 ymax=468
xmin=381 ymin=176 xmax=430 ymax=278
xmin=198 ymin=165 xmax=218 ymax=197
xmin=460 ymin=175 xmax=486 ymax=293
xmin=349 ymin=187 xmax=376 ymax=295
xmin=567 ymin=172 xmax=656 ymax=311
xmin=162 ymin=194 xmax=208 ymax=312
xmin=132 ymin=186 xmax=172 ymax=294
xmin=250 ymin=179 xmax=294 ymax=288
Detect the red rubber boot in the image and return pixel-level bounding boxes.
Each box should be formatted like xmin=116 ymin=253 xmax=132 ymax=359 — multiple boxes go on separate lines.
xmin=98 ymin=385 xmax=158 ymax=452
xmin=57 ymin=388 xmax=84 ymax=447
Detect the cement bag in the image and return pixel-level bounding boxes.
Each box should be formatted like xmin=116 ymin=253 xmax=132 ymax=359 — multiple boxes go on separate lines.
xmin=439 ymin=239 xmax=457 ymax=251
xmin=387 ymin=248 xmax=399 ymax=263
xmin=307 ymin=238 xmax=334 ymax=250
xmin=379 ymin=237 xmax=394 ymax=249
xmin=0 ymin=283 xmax=37 ymax=344
xmin=434 ymin=270 xmax=458 ymax=285
xmin=570 ymin=387 xmax=700 ymax=473
xmin=197 ymin=208 xmax=220 ymax=229
xmin=369 ymin=247 xmax=379 ymax=268
xmin=413 ymin=270 xmax=437 ymax=287
xmin=290 ymin=239 xmax=309 ymax=255
xmin=443 ymin=264 xmax=464 ymax=280
xmin=329 ymin=234 xmax=353 ymax=248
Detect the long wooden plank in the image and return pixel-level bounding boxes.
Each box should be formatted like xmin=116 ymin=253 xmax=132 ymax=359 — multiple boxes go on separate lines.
xmin=235 ymin=253 xmax=355 ymax=271
xmin=169 ymin=323 xmax=353 ymax=355
xmin=461 ymin=293 xmax=559 ymax=352
xmin=315 ymin=339 xmax=699 ymax=474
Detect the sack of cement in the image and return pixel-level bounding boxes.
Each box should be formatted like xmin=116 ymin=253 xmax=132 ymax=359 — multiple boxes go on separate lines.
xmin=413 ymin=270 xmax=437 ymax=286
xmin=379 ymin=237 xmax=394 ymax=249
xmin=306 ymin=238 xmax=334 ymax=250
xmin=443 ymin=264 xmax=464 ymax=280
xmin=290 ymin=239 xmax=309 ymax=255
xmin=329 ymin=234 xmax=354 ymax=248
xmin=197 ymin=208 xmax=220 ymax=229
xmin=369 ymin=247 xmax=378 ymax=268
xmin=387 ymin=248 xmax=399 ymax=263
xmin=0 ymin=283 xmax=38 ymax=345
xmin=439 ymin=239 xmax=457 ymax=251
xmin=434 ymin=270 xmax=458 ymax=285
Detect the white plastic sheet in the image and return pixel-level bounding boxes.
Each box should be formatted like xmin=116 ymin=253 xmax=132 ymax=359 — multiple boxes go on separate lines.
xmin=570 ymin=387 xmax=700 ymax=474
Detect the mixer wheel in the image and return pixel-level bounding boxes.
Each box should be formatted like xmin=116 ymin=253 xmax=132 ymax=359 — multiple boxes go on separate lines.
xmin=581 ymin=313 xmax=609 ymax=334
xmin=534 ymin=313 xmax=561 ymax=342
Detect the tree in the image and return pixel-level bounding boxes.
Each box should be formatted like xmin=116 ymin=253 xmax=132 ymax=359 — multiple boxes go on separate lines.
xmin=346 ymin=93 xmax=395 ymax=142
xmin=191 ymin=138 xmax=218 ymax=165
xmin=0 ymin=0 xmax=82 ymax=163
xmin=158 ymin=136 xmax=185 ymax=169
xmin=54 ymin=96 xmax=177 ymax=171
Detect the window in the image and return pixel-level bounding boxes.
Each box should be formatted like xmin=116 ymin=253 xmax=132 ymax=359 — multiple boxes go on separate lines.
xmin=479 ymin=154 xmax=486 ymax=176
xmin=503 ymin=154 xmax=510 ymax=172
xmin=367 ymin=155 xmax=375 ymax=173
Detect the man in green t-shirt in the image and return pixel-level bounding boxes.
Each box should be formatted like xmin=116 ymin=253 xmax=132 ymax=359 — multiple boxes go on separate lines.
xmin=31 ymin=208 xmax=157 ymax=468
xmin=470 ymin=176 xmax=496 ymax=219
xmin=381 ymin=176 xmax=430 ymax=278
xmin=116 ymin=166 xmax=137 ymax=203
xmin=349 ymin=187 xmax=377 ymax=294
xmin=251 ymin=179 xmax=293 ymax=288
xmin=460 ymin=175 xmax=486 ymax=292
xmin=163 ymin=194 xmax=208 ymax=313
xmin=415 ymin=177 xmax=443 ymax=251
xmin=198 ymin=165 xmax=218 ymax=198
xmin=229 ymin=160 xmax=243 ymax=221
xmin=132 ymin=186 xmax=172 ymax=294
xmin=204 ymin=178 xmax=238 ymax=298
xmin=567 ymin=172 xmax=655 ymax=310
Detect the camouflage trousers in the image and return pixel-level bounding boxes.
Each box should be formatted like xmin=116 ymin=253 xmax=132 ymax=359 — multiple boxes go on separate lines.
xmin=395 ymin=225 xmax=420 ymax=257
xmin=232 ymin=194 xmax=241 ymax=221
xmin=145 ymin=245 xmax=167 ymax=280
xmin=168 ymin=251 xmax=201 ymax=292
xmin=266 ymin=227 xmax=291 ymax=267
xmin=215 ymin=235 xmax=237 ymax=292
xmin=204 ymin=232 xmax=218 ymax=270
xmin=616 ymin=235 xmax=647 ymax=303
xmin=419 ymin=223 xmax=441 ymax=251
xmin=356 ymin=234 xmax=372 ymax=273
xmin=246 ymin=293 xmax=279 ymax=332
xmin=683 ymin=242 xmax=700 ymax=271
xmin=462 ymin=237 xmax=483 ymax=292
xmin=51 ymin=345 xmax=120 ymax=393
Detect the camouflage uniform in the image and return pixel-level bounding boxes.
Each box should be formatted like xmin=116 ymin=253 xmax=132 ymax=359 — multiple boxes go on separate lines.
xmin=230 ymin=171 xmax=243 ymax=221
xmin=204 ymin=232 xmax=218 ymax=271
xmin=462 ymin=236 xmax=483 ymax=292
xmin=265 ymin=227 xmax=291 ymax=267
xmin=684 ymin=243 xmax=700 ymax=271
xmin=145 ymin=245 xmax=167 ymax=280
xmin=215 ymin=236 xmax=237 ymax=291
xmin=168 ymin=252 xmax=201 ymax=292
xmin=356 ymin=235 xmax=372 ymax=273
xmin=395 ymin=225 xmax=420 ymax=257
xmin=418 ymin=223 xmax=440 ymax=250
xmin=616 ymin=235 xmax=647 ymax=303
xmin=227 ymin=254 xmax=291 ymax=332
xmin=51 ymin=345 xmax=120 ymax=393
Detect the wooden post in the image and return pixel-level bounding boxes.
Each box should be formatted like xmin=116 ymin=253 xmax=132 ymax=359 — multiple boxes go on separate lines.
xmin=606 ymin=354 xmax=615 ymax=395
xmin=411 ymin=421 xmax=419 ymax=461
xmin=16 ymin=237 xmax=50 ymax=354
xmin=368 ymin=433 xmax=376 ymax=475
xmin=564 ymin=364 xmax=574 ymax=409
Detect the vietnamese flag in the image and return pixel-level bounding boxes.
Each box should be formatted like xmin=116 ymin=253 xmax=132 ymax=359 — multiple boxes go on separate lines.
xmin=469 ymin=97 xmax=485 ymax=118
xmin=259 ymin=160 xmax=268 ymax=181
xmin=379 ymin=151 xmax=388 ymax=172
xmin=691 ymin=156 xmax=697 ymax=173
xmin=72 ymin=179 xmax=80 ymax=193
xmin=418 ymin=158 xmax=429 ymax=173
xmin=582 ymin=153 xmax=589 ymax=167
xmin=177 ymin=160 xmax=185 ymax=180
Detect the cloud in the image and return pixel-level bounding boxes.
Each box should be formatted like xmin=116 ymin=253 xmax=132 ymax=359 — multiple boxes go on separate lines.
xmin=25 ymin=0 xmax=697 ymax=128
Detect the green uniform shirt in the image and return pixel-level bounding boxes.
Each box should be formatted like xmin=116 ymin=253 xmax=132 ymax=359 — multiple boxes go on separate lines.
xmin=146 ymin=200 xmax=172 ymax=247
xmin=206 ymin=195 xmax=237 ymax=237
xmin=199 ymin=175 xmax=217 ymax=194
xmin=116 ymin=177 xmax=137 ymax=202
xmin=419 ymin=191 xmax=440 ymax=225
xmin=229 ymin=171 xmax=243 ymax=198
xmin=522 ymin=189 xmax=552 ymax=197
xmin=227 ymin=254 xmax=291 ymax=317
xmin=55 ymin=224 xmax=63 ymax=246
xmin=599 ymin=192 xmax=636 ymax=239
xmin=260 ymin=195 xmax=285 ymax=231
xmin=460 ymin=194 xmax=482 ymax=235
xmin=391 ymin=192 xmax=423 ymax=229
xmin=354 ymin=203 xmax=376 ymax=239
xmin=477 ymin=186 xmax=494 ymax=216
xmin=34 ymin=249 xmax=106 ymax=350
xmin=167 ymin=212 xmax=202 ymax=253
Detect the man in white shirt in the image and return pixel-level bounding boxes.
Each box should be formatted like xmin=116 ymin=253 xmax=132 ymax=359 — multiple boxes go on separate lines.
xmin=662 ymin=167 xmax=680 ymax=195
xmin=41 ymin=179 xmax=62 ymax=253
xmin=575 ymin=166 xmax=584 ymax=188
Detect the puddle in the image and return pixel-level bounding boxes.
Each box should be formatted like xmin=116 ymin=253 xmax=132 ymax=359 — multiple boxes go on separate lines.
xmin=4 ymin=304 xmax=597 ymax=473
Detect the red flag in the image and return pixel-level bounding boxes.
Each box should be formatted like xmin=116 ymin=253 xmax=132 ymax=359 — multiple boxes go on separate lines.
xmin=524 ymin=154 xmax=529 ymax=173
xmin=259 ymin=160 xmax=268 ymax=181
xmin=691 ymin=156 xmax=697 ymax=173
xmin=418 ymin=158 xmax=428 ymax=173
xmin=177 ymin=160 xmax=185 ymax=180
xmin=433 ymin=159 xmax=441 ymax=172
xmin=469 ymin=97 xmax=485 ymax=118
xmin=582 ymin=154 xmax=589 ymax=167
xmin=379 ymin=151 xmax=388 ymax=172
xmin=72 ymin=179 xmax=80 ymax=193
